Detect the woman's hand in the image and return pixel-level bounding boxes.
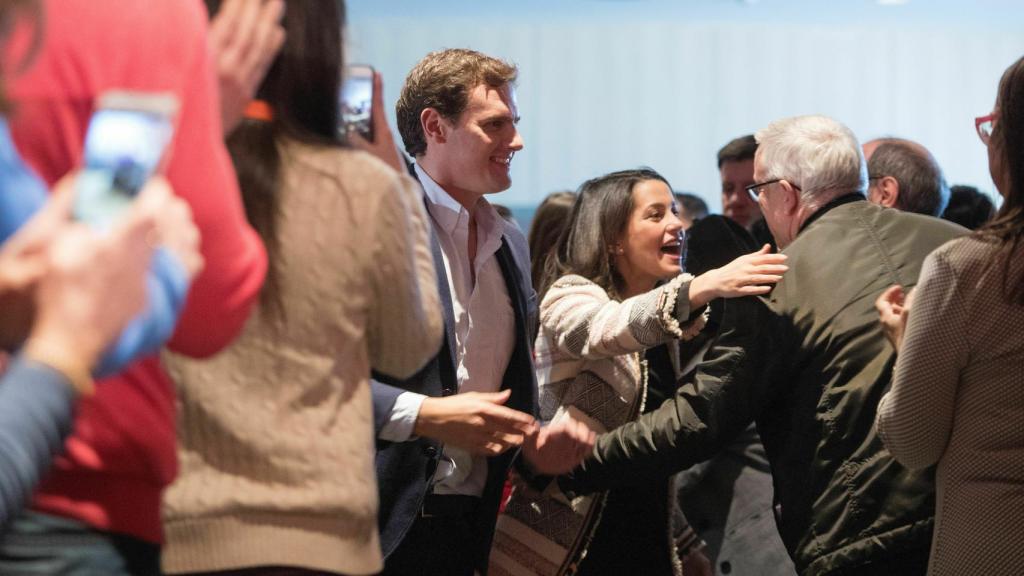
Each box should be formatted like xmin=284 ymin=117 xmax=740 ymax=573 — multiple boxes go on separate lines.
xmin=208 ymin=0 xmax=286 ymax=134
xmin=875 ymin=284 xmax=914 ymax=352
xmin=349 ymin=71 xmax=409 ymax=175
xmin=133 ymin=177 xmax=204 ymax=280
xmin=688 ymin=244 xmax=788 ymax=309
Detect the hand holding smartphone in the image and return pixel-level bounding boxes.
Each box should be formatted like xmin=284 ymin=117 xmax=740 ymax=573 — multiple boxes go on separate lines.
xmin=339 ymin=64 xmax=375 ymax=142
xmin=74 ymin=91 xmax=178 ymax=228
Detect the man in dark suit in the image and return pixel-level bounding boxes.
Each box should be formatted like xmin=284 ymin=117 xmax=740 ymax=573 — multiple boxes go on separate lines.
xmin=372 ymin=48 xmax=593 ymax=576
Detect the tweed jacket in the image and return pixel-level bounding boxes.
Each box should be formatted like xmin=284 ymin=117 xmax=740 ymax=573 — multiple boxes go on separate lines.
xmin=877 ymin=236 xmax=1024 ymax=576
xmin=563 ymin=198 xmax=966 ymax=575
xmin=492 ymin=273 xmax=704 ymax=576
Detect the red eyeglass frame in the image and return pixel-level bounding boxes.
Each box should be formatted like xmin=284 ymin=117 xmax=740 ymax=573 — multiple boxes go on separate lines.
xmin=975 ymin=112 xmax=997 ymax=144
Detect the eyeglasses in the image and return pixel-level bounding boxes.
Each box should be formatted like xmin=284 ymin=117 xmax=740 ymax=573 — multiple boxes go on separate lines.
xmin=976 ymin=112 xmax=997 ymax=145
xmin=745 ymin=179 xmax=803 ymax=202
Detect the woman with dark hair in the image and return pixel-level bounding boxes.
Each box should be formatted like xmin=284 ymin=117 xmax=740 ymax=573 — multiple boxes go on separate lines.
xmin=527 ymin=190 xmax=576 ymax=294
xmin=492 ymin=168 xmax=787 ymax=576
xmin=160 ymin=1 xmax=442 ymax=575
xmin=876 ymin=55 xmax=1024 ymax=576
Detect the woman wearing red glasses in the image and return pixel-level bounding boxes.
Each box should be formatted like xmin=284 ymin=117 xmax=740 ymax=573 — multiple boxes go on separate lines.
xmin=875 ymin=55 xmax=1024 ymax=576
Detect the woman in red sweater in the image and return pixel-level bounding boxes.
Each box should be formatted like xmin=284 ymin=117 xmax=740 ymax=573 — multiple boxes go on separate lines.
xmin=0 ymin=0 xmax=267 ymax=573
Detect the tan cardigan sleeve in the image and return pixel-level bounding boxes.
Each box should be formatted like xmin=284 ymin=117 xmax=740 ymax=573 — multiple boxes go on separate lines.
xmin=365 ymin=172 xmax=443 ymax=379
xmin=541 ymin=274 xmax=704 ymax=361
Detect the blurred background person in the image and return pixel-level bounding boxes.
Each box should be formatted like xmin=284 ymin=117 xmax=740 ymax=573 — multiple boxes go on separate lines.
xmin=875 ymin=54 xmax=1024 ymax=576
xmin=942 ymin=184 xmax=996 ymax=230
xmin=717 ymin=135 xmax=774 ymax=247
xmin=0 ymin=0 xmax=267 ymax=573
xmin=527 ymin=190 xmax=576 ymax=294
xmin=863 ymin=137 xmax=950 ymax=217
xmin=673 ymin=191 xmax=708 ymax=230
xmin=160 ymin=1 xmax=442 ymax=575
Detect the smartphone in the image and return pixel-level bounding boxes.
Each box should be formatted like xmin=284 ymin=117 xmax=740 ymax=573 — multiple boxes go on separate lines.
xmin=339 ymin=64 xmax=374 ymax=142
xmin=74 ymin=91 xmax=178 ymax=227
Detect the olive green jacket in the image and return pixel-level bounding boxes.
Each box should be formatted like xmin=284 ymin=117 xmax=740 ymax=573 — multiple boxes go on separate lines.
xmin=563 ymin=198 xmax=966 ymax=575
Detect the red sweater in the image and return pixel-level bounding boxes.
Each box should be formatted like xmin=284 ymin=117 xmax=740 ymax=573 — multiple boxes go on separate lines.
xmin=7 ymin=0 xmax=267 ymax=543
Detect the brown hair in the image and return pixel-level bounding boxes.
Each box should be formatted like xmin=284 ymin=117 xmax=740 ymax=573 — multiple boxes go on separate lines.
xmin=395 ymin=48 xmax=517 ymax=157
xmin=206 ymin=0 xmax=346 ymax=322
xmin=527 ymin=190 xmax=575 ymax=294
xmin=978 ymin=55 xmax=1024 ymax=305
xmin=717 ymin=134 xmax=757 ymax=169
xmin=540 ymin=168 xmax=670 ymax=302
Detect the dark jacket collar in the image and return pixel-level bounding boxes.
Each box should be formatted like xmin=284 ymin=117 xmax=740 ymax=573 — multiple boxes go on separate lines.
xmin=799 ymin=193 xmax=865 ymax=234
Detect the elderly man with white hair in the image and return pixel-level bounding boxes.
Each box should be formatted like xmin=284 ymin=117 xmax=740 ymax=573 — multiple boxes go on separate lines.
xmin=558 ymin=115 xmax=966 ymax=576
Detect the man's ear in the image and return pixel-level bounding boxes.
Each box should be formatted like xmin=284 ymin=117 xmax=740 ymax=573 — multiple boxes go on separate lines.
xmin=781 ymin=180 xmax=801 ymax=215
xmin=873 ymin=176 xmax=900 ymax=208
xmin=421 ymin=108 xmax=448 ymax=146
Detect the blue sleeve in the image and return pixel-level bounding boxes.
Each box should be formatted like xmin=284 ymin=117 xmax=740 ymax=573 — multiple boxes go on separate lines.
xmin=0 ymin=358 xmax=77 ymax=527
xmin=2 ymin=119 xmax=190 ymax=376
xmin=371 ymin=378 xmax=406 ymax=437
xmin=0 ymin=121 xmax=47 ymax=243
xmin=94 ymin=247 xmax=190 ymax=377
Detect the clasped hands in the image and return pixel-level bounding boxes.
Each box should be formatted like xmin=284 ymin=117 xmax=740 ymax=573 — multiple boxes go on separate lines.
xmin=413 ymin=389 xmax=596 ymax=475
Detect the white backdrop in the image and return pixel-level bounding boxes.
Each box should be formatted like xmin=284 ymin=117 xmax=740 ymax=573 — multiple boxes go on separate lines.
xmin=347 ymin=5 xmax=1024 ymax=213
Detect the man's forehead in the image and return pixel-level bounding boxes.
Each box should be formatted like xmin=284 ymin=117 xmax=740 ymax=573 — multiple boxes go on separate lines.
xmin=466 ymin=83 xmax=516 ymax=111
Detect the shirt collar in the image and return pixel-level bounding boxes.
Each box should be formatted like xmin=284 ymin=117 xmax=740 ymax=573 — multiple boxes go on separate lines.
xmin=415 ymin=162 xmax=504 ymax=242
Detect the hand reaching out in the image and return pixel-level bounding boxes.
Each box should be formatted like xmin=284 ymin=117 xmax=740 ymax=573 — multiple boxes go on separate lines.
xmin=414 ymin=389 xmax=536 ymax=456
xmin=688 ymin=244 xmax=788 ymax=308
xmin=521 ymin=413 xmax=596 ymax=475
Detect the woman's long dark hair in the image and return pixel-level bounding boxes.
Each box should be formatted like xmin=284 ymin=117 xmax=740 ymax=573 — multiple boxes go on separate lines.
xmin=206 ymin=0 xmax=347 ymax=321
xmin=979 ymin=55 xmax=1024 ymax=305
xmin=539 ymin=168 xmax=670 ymax=302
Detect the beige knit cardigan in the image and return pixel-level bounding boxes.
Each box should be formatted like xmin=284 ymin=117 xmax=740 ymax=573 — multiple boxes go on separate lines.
xmin=160 ymin=142 xmax=443 ymax=575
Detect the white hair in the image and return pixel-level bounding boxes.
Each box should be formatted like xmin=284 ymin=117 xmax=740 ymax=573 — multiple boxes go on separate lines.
xmin=755 ymin=115 xmax=867 ymax=206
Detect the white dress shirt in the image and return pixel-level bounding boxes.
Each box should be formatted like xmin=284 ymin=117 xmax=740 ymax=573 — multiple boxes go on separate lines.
xmin=377 ymin=163 xmax=515 ymax=497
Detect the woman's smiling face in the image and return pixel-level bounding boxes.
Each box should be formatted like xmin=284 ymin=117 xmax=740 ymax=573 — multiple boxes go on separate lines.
xmin=614 ymin=179 xmax=685 ymax=296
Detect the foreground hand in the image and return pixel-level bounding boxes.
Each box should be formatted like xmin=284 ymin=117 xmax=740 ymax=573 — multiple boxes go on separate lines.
xmin=414 ymin=390 xmax=536 ymax=456
xmin=681 ymin=547 xmax=714 ymax=576
xmin=688 ymin=244 xmax=788 ymax=308
xmin=209 ymin=0 xmax=286 ymax=133
xmin=30 ymin=202 xmax=157 ymax=372
xmin=133 ymin=178 xmax=204 ymax=279
xmin=521 ymin=414 xmax=596 ymax=475
xmin=349 ymin=71 xmax=408 ymax=174
xmin=875 ymin=284 xmax=914 ymax=352
xmin=0 ymin=185 xmax=75 ymax=349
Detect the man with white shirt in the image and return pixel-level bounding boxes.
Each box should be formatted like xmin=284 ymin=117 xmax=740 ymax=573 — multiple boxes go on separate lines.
xmin=372 ymin=48 xmax=593 ymax=576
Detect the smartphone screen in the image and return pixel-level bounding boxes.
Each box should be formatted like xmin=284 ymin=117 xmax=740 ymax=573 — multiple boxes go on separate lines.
xmin=74 ymin=93 xmax=177 ymax=227
xmin=339 ymin=65 xmax=374 ymax=141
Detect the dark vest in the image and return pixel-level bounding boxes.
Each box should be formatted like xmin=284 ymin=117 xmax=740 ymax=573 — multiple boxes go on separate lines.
xmin=374 ymin=228 xmax=537 ymax=573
